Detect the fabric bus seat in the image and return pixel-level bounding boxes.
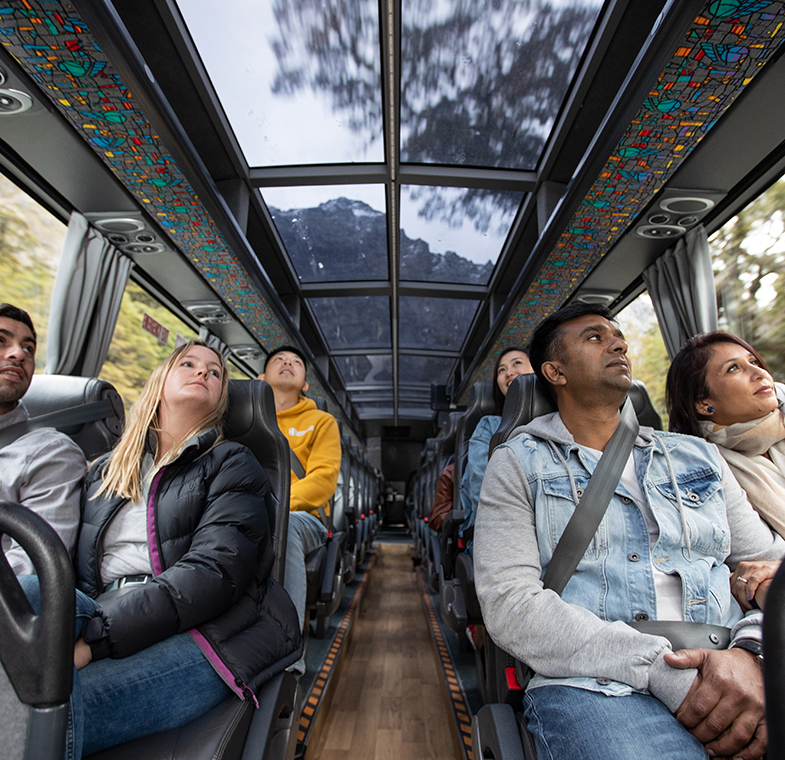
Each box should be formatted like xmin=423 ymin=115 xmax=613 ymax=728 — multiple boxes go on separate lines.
xmin=439 ymin=382 xmax=495 ymax=636
xmin=22 ymin=374 xmax=125 ymax=459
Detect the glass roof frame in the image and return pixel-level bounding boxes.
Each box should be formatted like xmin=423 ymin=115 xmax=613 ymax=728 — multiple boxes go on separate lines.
xmin=167 ymin=0 xmax=622 ymax=425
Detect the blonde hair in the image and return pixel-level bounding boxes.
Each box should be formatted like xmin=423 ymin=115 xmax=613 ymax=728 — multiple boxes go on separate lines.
xmin=95 ymin=340 xmax=229 ymax=501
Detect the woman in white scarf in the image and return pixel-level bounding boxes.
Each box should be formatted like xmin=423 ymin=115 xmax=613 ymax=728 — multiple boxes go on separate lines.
xmin=667 ymin=332 xmax=783 ymax=609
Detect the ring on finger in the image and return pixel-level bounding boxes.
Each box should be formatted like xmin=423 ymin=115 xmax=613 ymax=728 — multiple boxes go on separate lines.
xmin=737 ymin=576 xmax=748 ymax=583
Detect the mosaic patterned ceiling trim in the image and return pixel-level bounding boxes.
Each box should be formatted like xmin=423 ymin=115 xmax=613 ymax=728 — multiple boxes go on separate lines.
xmin=0 ymin=0 xmax=341 ymax=408
xmin=468 ymin=0 xmax=785 ymax=393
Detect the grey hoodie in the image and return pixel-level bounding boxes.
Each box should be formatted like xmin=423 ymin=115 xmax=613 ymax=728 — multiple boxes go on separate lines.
xmin=0 ymin=401 xmax=86 ymax=574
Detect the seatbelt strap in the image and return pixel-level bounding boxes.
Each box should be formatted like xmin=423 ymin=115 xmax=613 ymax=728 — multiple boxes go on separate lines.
xmin=288 ymin=443 xmax=331 ymax=530
xmin=542 ymin=398 xmax=639 ymax=595
xmin=0 ymin=399 xmax=112 ymax=451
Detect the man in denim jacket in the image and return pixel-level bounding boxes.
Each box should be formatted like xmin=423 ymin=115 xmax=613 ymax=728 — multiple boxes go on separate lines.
xmin=474 ymin=303 xmax=784 ymax=760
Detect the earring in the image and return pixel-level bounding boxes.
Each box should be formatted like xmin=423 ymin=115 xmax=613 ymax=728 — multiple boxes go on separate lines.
xmin=707 ymin=406 xmax=715 ymax=414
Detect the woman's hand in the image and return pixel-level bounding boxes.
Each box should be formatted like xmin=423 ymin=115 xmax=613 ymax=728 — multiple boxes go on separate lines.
xmin=74 ymin=638 xmax=92 ymax=670
xmin=731 ymin=560 xmax=781 ymax=611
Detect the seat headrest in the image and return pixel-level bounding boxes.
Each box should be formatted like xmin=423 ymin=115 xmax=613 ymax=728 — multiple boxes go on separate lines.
xmin=438 ymin=411 xmax=462 ymax=461
xmin=23 ymin=374 xmax=125 ymax=459
xmin=225 ymin=380 xmax=290 ymax=583
xmin=628 ymin=381 xmax=662 ymax=430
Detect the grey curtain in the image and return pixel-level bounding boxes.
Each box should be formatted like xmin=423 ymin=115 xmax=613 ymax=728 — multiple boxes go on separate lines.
xmin=46 ymin=212 xmax=132 ymax=376
xmin=198 ymin=326 xmax=231 ymax=360
xmin=642 ymin=224 xmax=718 ymax=359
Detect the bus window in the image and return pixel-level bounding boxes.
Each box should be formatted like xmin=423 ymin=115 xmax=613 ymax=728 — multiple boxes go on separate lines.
xmin=710 ymin=175 xmax=785 ymax=381
xmin=0 ymin=173 xmax=67 ymax=370
xmin=99 ymin=280 xmax=249 ymax=408
xmin=614 ymin=293 xmax=669 ymax=420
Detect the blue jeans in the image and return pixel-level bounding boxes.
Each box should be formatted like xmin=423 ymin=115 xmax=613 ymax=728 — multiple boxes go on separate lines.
xmin=523 ymin=685 xmax=709 ymax=760
xmin=18 ymin=576 xmax=231 ymax=759
xmin=284 ymin=510 xmax=328 ymax=631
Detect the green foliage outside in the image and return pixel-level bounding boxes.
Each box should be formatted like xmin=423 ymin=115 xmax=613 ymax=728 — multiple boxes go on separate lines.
xmin=0 ymin=180 xmax=63 ymax=371
xmin=615 ymin=295 xmax=670 ymax=423
xmin=710 ymin=176 xmax=785 ymax=381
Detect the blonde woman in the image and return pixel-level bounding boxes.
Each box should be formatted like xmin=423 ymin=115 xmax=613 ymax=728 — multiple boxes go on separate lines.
xmin=22 ymin=341 xmax=300 ymax=758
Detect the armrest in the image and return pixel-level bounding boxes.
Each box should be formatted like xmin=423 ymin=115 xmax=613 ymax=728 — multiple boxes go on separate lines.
xmin=440 ymin=508 xmax=465 ymax=579
xmin=471 ymin=704 xmax=525 ymax=760
xmin=319 ymin=534 xmax=342 ymax=603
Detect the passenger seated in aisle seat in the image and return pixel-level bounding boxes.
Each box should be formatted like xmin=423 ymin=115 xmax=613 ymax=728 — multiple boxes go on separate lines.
xmin=19 ymin=340 xmax=301 ymax=758
xmin=0 ymin=303 xmax=85 ymax=574
xmin=429 ymin=456 xmax=454 ymax=532
xmin=258 ymin=346 xmax=341 ymax=655
xmin=474 ymin=303 xmax=784 ymax=760
xmin=459 ymin=346 xmax=532 ymax=544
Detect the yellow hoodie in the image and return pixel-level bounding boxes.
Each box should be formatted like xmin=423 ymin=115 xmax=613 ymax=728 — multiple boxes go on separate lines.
xmin=277 ymin=396 xmax=341 ymax=518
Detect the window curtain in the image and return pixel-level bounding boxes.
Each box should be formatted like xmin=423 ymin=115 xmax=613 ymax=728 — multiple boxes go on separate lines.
xmin=642 ymin=224 xmax=718 ymax=359
xmin=198 ymin=326 xmax=231 ymax=361
xmin=46 ymin=212 xmax=132 ymax=377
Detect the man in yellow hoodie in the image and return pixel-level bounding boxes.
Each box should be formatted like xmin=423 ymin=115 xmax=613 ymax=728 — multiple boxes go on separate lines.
xmin=259 ymin=346 xmax=341 ymax=646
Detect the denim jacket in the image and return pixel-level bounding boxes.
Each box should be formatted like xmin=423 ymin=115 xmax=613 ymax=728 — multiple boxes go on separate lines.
xmin=459 ymin=414 xmax=500 ymax=539
xmin=474 ymin=412 xmax=784 ymax=711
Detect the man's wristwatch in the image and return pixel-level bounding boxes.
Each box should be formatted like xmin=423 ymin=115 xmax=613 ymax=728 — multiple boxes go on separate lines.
xmin=730 ymin=638 xmax=764 ymax=664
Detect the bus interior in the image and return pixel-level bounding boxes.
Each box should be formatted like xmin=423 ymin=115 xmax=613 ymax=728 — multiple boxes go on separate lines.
xmin=3 ymin=0 xmax=785 ymax=758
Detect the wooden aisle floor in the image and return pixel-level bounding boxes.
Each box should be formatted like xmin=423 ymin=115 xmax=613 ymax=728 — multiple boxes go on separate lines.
xmin=309 ymin=543 xmax=460 ymax=760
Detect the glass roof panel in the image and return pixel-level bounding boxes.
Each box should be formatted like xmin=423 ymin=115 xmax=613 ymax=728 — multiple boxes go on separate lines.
xmin=397 ymin=403 xmax=436 ymax=420
xmin=177 ymin=0 xmax=384 ymax=166
xmin=309 ymin=296 xmax=391 ymax=349
xmin=355 ymin=403 xmax=394 ymax=419
xmin=399 ymin=297 xmax=479 ymax=351
xmin=349 ymin=389 xmax=394 ymax=402
xmin=400 ymin=186 xmax=523 ymax=284
xmin=334 ymin=354 xmax=393 ymax=385
xmin=398 ymin=355 xmax=456 ymax=386
xmin=264 ymin=185 xmax=388 ymax=282
xmin=400 ymin=0 xmax=604 ymax=168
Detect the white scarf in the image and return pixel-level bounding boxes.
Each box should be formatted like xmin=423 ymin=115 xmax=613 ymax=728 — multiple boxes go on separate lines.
xmin=700 ymin=410 xmax=785 ymax=539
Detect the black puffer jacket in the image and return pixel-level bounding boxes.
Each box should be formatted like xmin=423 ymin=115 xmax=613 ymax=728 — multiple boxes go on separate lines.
xmin=78 ymin=429 xmax=302 ymax=700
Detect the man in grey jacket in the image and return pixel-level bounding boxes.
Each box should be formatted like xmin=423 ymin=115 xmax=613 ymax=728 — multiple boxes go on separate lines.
xmin=0 ymin=303 xmax=85 ymax=573
xmin=474 ymin=302 xmax=783 ymax=760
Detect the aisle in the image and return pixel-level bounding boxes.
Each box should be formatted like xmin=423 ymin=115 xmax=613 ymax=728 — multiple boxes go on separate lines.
xmin=309 ymin=543 xmax=460 ymax=760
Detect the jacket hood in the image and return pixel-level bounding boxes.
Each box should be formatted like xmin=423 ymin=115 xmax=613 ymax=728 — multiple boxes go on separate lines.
xmin=277 ymin=396 xmax=316 ymax=419
xmin=515 ymin=411 xmax=658 ymax=449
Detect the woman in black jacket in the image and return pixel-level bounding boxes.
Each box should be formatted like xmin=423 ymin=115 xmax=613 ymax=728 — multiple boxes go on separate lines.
xmin=49 ymin=340 xmax=300 ymax=758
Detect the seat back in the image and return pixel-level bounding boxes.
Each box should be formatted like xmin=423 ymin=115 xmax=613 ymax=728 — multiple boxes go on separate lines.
xmin=0 ymin=502 xmax=75 ymax=760
xmin=438 ymin=411 xmax=462 ymax=467
xmin=22 ymin=374 xmax=125 ymax=459
xmin=224 ymin=380 xmax=290 ymax=585
xmin=453 ymin=382 xmax=496 ymax=506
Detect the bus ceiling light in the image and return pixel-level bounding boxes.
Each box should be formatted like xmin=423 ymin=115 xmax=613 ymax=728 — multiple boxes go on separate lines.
xmin=658 ymin=196 xmax=715 ymax=215
xmin=636 ymin=224 xmax=686 ymax=239
xmin=575 ymin=290 xmax=618 ymax=305
xmin=92 ymin=217 xmax=146 ymax=233
xmin=231 ymin=345 xmax=263 ymax=362
xmin=0 ymin=87 xmax=33 ymax=115
xmin=124 ymin=242 xmax=166 ymax=255
xmin=184 ymin=301 xmax=235 ymax=325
